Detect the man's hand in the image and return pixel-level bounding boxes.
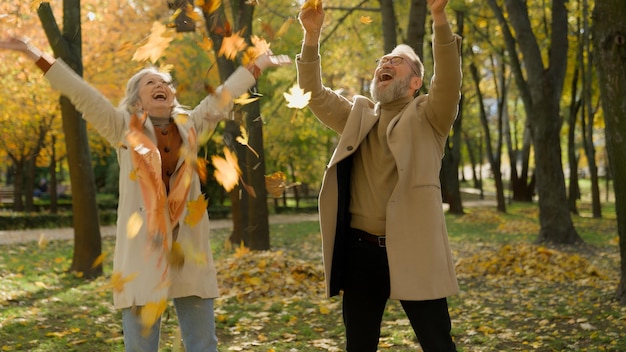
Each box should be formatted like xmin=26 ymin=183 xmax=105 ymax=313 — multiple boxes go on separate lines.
xmin=427 ymin=0 xmax=448 ymax=25
xmin=298 ymin=0 xmax=325 ymax=45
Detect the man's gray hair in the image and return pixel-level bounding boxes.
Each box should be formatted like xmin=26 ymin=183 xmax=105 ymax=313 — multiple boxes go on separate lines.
xmin=391 ymin=44 xmax=424 ymax=79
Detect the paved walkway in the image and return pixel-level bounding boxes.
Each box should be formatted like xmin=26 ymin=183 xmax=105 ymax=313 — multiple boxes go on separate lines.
xmin=0 ymin=213 xmax=320 ymax=245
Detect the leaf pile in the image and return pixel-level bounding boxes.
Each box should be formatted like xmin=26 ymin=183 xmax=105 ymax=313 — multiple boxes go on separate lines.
xmin=456 ymin=243 xmax=605 ymax=282
xmin=216 ymin=250 xmax=325 ymax=301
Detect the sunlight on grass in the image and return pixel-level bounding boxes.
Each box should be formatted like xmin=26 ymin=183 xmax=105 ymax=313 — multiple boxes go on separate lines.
xmin=1 ymin=204 xmax=625 ymax=351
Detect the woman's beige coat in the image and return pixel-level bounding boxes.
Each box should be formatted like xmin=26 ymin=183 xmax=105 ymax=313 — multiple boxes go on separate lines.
xmin=45 ymin=61 xmax=254 ymax=309
xmin=297 ymin=24 xmax=462 ymax=301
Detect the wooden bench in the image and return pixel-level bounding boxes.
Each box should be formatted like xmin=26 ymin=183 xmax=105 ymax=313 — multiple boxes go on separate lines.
xmin=0 ymin=187 xmax=13 ymax=204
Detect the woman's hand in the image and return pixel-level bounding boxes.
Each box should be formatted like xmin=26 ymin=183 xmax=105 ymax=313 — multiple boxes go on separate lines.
xmin=254 ymin=53 xmax=292 ymax=71
xmin=0 ymin=37 xmax=44 ymax=61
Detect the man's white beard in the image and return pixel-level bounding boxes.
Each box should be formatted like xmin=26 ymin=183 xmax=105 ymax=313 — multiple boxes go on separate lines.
xmin=370 ymin=74 xmax=411 ymax=104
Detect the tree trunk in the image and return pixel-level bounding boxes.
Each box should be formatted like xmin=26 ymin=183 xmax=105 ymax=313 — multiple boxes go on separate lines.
xmin=38 ymin=1 xmax=102 ymax=278
xmin=205 ymin=0 xmax=270 ymax=250
xmin=406 ymin=0 xmax=427 ymax=59
xmin=379 ymin=0 xmax=397 ymax=53
xmin=440 ymin=10 xmax=464 ymax=214
xmin=592 ymin=0 xmax=626 ymax=304
xmin=492 ymin=0 xmax=582 ymax=244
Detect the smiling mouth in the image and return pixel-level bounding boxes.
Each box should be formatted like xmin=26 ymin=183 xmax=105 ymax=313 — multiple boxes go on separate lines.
xmin=152 ymin=93 xmax=167 ymax=101
xmin=379 ymin=73 xmax=393 ymax=82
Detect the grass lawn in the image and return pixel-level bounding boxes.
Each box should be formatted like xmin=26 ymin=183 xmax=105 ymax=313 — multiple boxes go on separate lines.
xmin=0 ymin=202 xmax=624 ymax=351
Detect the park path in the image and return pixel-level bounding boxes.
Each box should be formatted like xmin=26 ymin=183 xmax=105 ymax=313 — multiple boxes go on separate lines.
xmin=0 ymin=213 xmax=320 ymax=245
xmin=0 ymin=193 xmax=495 ymax=245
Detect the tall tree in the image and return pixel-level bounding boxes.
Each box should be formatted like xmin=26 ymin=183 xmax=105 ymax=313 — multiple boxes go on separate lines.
xmin=488 ymin=0 xmax=583 ymax=244
xmin=202 ymin=1 xmax=270 ymax=250
xmin=37 ymin=1 xmax=103 ymax=278
xmin=592 ymin=0 xmax=626 ymax=304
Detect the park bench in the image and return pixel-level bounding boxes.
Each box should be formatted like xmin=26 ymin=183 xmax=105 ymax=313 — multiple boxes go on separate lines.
xmin=0 ymin=187 xmax=13 ymax=204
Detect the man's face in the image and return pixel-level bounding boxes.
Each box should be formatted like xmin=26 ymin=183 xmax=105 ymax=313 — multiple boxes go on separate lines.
xmin=370 ymin=55 xmax=421 ymax=104
xmin=136 ymin=73 xmax=175 ymax=117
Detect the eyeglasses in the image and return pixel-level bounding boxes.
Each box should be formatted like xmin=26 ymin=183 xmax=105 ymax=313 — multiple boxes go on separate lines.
xmin=376 ymin=55 xmax=420 ymax=76
xmin=376 ymin=56 xmax=407 ymax=67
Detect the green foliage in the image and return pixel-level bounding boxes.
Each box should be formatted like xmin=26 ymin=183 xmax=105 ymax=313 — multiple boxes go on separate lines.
xmin=0 ymin=209 xmax=117 ymax=231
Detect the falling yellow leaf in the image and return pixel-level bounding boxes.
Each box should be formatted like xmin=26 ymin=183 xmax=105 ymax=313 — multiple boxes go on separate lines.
xmin=301 ymin=0 xmax=321 ymax=10
xmin=184 ymin=194 xmax=209 ymax=227
xmin=196 ymin=157 xmax=209 ymax=184
xmin=132 ymin=22 xmax=175 ymax=63
xmin=218 ymin=31 xmax=248 ymax=60
xmin=29 ymin=0 xmax=50 ymax=12
xmin=212 ymin=147 xmax=241 ymax=192
xmin=233 ymin=92 xmax=261 ymax=106
xmin=360 ymin=16 xmax=373 ymax=24
xmin=168 ymin=242 xmax=185 ymax=269
xmin=198 ymin=0 xmax=221 ymax=14
xmin=102 ymin=271 xmax=139 ymax=293
xmin=127 ymin=211 xmax=144 ymax=239
xmin=140 ymin=300 xmax=168 ymax=336
xmin=197 ymin=36 xmax=214 ymax=52
xmin=235 ymin=125 xmax=260 ymax=158
xmin=265 ymin=171 xmax=286 ymax=197
xmin=276 ymin=18 xmax=294 ymax=38
xmin=283 ymin=84 xmax=311 ymax=109
xmin=38 ymin=233 xmax=48 ymax=249
xmin=91 ymin=252 xmax=107 ymax=269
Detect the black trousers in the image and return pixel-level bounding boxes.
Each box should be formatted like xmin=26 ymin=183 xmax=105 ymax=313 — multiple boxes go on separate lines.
xmin=342 ymin=230 xmax=457 ymax=352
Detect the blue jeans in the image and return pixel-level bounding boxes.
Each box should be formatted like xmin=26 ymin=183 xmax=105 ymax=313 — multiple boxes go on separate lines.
xmin=122 ymin=296 xmax=218 ymax=352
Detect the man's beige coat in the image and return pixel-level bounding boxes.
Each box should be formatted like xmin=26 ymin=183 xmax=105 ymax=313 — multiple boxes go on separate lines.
xmin=297 ymin=24 xmax=462 ymax=300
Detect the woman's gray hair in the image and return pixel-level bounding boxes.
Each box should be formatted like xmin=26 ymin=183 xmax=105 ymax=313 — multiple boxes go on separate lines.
xmin=118 ymin=67 xmax=185 ymax=116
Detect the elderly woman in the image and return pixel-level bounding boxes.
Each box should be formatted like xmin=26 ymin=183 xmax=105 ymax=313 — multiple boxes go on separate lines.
xmin=0 ymin=37 xmax=289 ymax=351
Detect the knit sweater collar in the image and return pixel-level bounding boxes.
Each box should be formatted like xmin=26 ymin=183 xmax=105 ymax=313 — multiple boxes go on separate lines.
xmin=379 ymin=96 xmax=413 ymax=114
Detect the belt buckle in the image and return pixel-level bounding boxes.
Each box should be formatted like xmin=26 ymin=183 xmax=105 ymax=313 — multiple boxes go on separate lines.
xmin=378 ymin=236 xmax=386 ymax=247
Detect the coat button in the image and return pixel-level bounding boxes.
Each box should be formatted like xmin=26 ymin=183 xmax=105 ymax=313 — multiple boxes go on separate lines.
xmin=166 ymin=170 xmax=173 ymax=176
xmin=347 ymin=146 xmax=353 ymax=151
xmin=161 ymin=130 xmax=169 ymax=135
xmin=164 ymin=147 xmax=171 ymax=153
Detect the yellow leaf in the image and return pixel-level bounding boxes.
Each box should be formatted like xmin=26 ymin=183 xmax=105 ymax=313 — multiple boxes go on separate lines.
xmin=132 ymin=22 xmax=175 ymax=63
xmin=38 ymin=233 xmax=48 ymax=249
xmin=276 ymin=18 xmax=294 ymax=38
xmin=360 ymin=16 xmax=373 ymax=24
xmin=127 ymin=212 xmax=144 ymax=239
xmin=265 ymin=171 xmax=286 ymax=197
xmin=91 ymin=252 xmax=107 ymax=269
xmin=233 ymin=92 xmax=261 ymax=106
xmin=197 ymin=36 xmax=214 ymax=52
xmin=319 ymin=303 xmax=330 ymax=315
xmin=168 ymin=242 xmax=185 ymax=269
xmin=301 ymin=0 xmax=321 ymax=10
xmin=212 ymin=147 xmax=241 ymax=192
xmin=140 ymin=300 xmax=168 ymax=336
xmin=218 ymin=31 xmax=248 ymax=60
xmin=235 ymin=125 xmax=260 ymax=158
xmin=184 ymin=194 xmax=208 ymax=227
xmin=198 ymin=0 xmax=221 ymax=14
xmin=234 ymin=241 xmax=250 ymax=258
xmin=283 ymin=84 xmax=311 ymax=109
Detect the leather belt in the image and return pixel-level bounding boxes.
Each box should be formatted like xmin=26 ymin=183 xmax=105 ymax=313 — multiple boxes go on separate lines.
xmin=352 ymin=228 xmax=386 ymax=247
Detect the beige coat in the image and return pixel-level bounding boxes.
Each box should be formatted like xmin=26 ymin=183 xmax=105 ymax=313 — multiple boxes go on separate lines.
xmin=45 ymin=61 xmax=255 ymax=309
xmin=297 ymin=24 xmax=462 ymax=301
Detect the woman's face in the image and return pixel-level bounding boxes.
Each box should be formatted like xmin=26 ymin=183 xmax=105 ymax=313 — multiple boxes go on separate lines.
xmin=136 ymin=73 xmax=175 ymax=117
